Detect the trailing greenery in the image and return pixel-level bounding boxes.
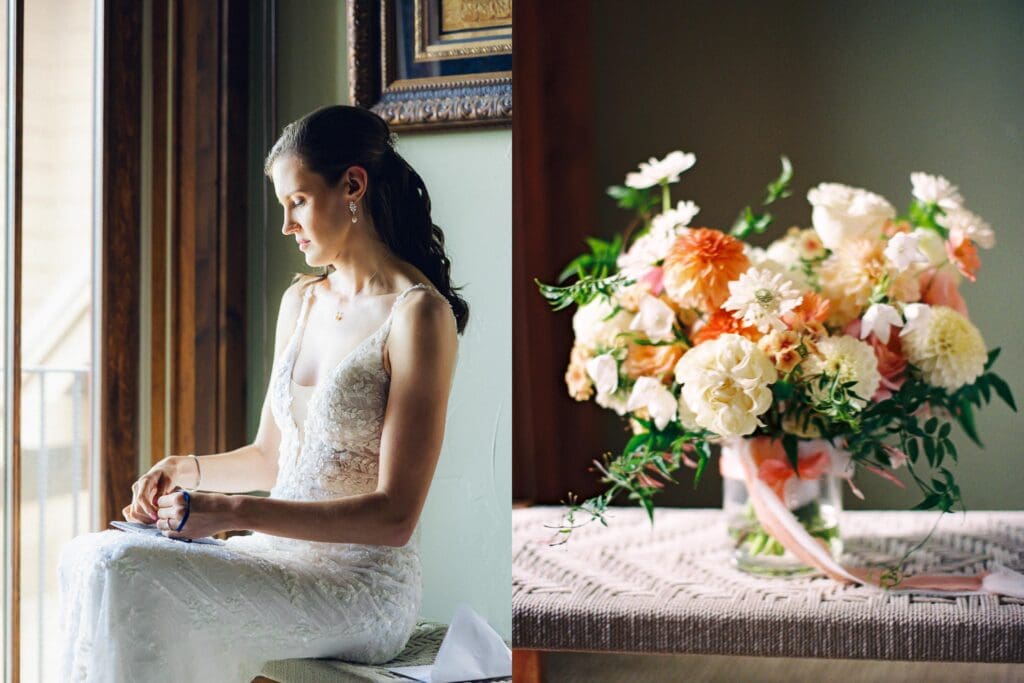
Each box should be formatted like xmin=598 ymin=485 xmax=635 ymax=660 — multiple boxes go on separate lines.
xmin=730 ymin=156 xmax=793 ymax=239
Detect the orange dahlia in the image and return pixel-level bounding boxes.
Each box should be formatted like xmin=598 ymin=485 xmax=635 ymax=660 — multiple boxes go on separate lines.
xmin=691 ymin=308 xmax=761 ymax=346
xmin=661 ymin=228 xmax=749 ymax=311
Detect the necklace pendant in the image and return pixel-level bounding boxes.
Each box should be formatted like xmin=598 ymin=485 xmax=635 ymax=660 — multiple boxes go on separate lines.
xmin=335 ymin=311 xmax=343 ymax=321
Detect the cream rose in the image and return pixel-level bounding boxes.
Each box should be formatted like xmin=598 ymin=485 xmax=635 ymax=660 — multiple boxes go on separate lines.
xmin=673 ymin=334 xmax=778 ymax=437
xmin=807 ymin=182 xmax=896 ymax=250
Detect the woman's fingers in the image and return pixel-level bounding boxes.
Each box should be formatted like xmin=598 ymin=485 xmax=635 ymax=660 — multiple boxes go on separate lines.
xmin=137 ymin=473 xmax=164 ymax=519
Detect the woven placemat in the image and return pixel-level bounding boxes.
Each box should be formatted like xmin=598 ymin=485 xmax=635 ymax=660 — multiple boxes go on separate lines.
xmin=513 ymin=507 xmax=1024 ymax=662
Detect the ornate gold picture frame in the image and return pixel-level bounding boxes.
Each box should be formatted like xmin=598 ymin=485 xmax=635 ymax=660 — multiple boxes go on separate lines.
xmin=349 ymin=0 xmax=513 ymax=130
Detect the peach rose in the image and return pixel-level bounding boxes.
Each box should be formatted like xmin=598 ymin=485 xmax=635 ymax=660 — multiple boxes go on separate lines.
xmin=622 ymin=343 xmax=684 ymax=384
xmin=844 ymin=319 xmax=907 ymax=400
xmin=920 ymin=269 xmax=968 ymax=317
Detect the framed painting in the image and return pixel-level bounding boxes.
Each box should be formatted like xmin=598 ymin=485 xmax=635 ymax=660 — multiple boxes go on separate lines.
xmin=349 ymin=0 xmax=512 ymax=130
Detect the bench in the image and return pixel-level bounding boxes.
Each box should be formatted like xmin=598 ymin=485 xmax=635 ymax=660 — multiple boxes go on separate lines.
xmin=513 ymin=507 xmax=1024 ymax=679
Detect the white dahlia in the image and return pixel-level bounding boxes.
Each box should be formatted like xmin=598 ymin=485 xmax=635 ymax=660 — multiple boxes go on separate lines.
xmin=804 ymin=335 xmax=881 ymax=409
xmin=901 ymin=305 xmax=987 ymax=391
xmin=723 ymin=267 xmax=804 ymax=333
xmin=674 ymin=334 xmax=778 ymax=437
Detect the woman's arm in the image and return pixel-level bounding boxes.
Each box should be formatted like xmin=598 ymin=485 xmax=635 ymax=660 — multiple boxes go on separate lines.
xmin=160 ymin=289 xmax=459 ymax=546
xmin=197 ymin=282 xmax=309 ymax=491
xmin=126 ymin=284 xmax=304 ymax=520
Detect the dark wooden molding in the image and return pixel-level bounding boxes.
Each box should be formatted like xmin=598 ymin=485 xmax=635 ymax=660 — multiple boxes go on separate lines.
xmin=170 ymin=0 xmax=248 ymax=456
xmin=149 ymin=0 xmax=169 ymax=467
xmin=100 ymin=0 xmax=143 ymax=528
xmin=512 ymin=1 xmax=605 ymax=502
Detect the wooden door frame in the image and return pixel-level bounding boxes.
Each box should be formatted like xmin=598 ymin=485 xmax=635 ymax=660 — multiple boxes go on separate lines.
xmin=99 ymin=0 xmax=250 ymax=527
xmin=512 ymin=0 xmax=604 ymax=503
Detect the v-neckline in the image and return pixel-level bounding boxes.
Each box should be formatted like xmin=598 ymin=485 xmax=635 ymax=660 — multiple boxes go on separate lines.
xmin=288 ymin=286 xmax=401 ymax=391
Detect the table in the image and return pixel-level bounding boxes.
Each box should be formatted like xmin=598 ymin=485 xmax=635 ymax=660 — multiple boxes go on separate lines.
xmin=513 ymin=507 xmax=1024 ymax=665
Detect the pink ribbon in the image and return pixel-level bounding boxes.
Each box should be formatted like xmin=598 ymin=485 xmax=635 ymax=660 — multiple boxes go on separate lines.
xmin=723 ymin=436 xmax=1024 ymax=597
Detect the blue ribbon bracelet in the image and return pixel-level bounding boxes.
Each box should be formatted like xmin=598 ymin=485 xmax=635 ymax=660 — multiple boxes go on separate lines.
xmin=175 ymin=490 xmax=191 ymax=533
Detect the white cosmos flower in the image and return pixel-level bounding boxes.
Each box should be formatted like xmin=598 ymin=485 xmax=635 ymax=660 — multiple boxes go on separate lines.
xmin=722 ymin=267 xmax=803 ymax=333
xmin=626 ymin=376 xmax=678 ymax=430
xmin=585 ymin=354 xmax=619 ymax=396
xmin=860 ymin=303 xmax=903 ymax=344
xmin=910 ymin=172 xmax=964 ymax=209
xmin=938 ymin=207 xmax=995 ymax=249
xmin=629 ymin=294 xmax=676 ymax=342
xmin=651 ymin=200 xmax=700 ymax=232
xmin=625 ymin=151 xmax=697 ymax=189
xmin=807 ymin=182 xmax=896 ymax=249
xmin=616 ymin=202 xmax=698 ymax=278
xmin=884 ymin=232 xmax=930 ymax=270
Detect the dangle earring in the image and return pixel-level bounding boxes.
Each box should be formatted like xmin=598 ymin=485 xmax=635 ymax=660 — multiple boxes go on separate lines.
xmin=349 ymin=201 xmax=358 ymax=223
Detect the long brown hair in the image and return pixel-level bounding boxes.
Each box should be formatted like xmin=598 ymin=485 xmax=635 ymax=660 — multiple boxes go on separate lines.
xmin=265 ymin=105 xmax=469 ymax=334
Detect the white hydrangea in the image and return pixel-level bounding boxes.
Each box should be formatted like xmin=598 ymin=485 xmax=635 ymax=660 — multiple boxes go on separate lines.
xmin=803 ymin=335 xmax=881 ymax=409
xmin=625 ymin=150 xmax=696 ymax=189
xmin=807 ymin=182 xmax=896 ymax=250
xmin=572 ymin=298 xmax=632 ymax=351
xmin=901 ymin=305 xmax=987 ymax=391
xmin=674 ymin=334 xmax=778 ymax=437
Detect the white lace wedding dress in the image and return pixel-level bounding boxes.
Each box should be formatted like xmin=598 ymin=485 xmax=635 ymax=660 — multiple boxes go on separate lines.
xmin=59 ymin=283 xmax=443 ymax=682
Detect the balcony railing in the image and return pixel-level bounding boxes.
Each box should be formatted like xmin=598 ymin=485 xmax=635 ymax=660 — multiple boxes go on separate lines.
xmin=20 ymin=364 xmax=91 ymax=683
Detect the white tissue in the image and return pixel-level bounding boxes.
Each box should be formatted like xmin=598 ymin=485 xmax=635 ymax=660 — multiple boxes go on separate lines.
xmin=389 ymin=604 xmax=511 ymax=682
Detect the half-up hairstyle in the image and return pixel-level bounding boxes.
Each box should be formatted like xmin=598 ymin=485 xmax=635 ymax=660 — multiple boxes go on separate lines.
xmin=264 ymin=105 xmax=469 ymax=334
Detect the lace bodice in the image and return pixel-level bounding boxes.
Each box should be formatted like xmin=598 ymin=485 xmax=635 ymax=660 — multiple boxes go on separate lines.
xmin=57 ymin=281 xmax=450 ymax=681
xmin=269 ymin=282 xmax=438 ymax=503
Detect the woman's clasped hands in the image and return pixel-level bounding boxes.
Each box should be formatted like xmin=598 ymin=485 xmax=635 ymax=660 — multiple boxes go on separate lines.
xmin=122 ymin=454 xmax=236 ymax=540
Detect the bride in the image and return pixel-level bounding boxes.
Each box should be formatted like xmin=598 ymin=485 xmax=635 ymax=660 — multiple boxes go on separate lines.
xmin=59 ymin=105 xmax=468 ymax=682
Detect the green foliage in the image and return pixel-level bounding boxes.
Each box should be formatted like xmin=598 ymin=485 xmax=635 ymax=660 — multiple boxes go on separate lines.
xmin=550 ymin=421 xmax=713 ymax=540
xmin=731 ymin=156 xmax=793 ymax=239
xmin=535 ymin=274 xmax=633 ymax=311
xmin=557 ymin=234 xmax=624 ymax=284
xmin=606 ymin=184 xmax=661 ymax=214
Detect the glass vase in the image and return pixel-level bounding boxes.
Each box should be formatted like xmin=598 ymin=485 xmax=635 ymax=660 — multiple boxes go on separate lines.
xmin=721 ymin=437 xmax=844 ymax=577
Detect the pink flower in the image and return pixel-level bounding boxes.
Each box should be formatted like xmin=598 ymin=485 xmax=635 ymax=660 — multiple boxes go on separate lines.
xmin=640 ymin=265 xmax=665 ymax=295
xmin=845 ymin=319 xmax=907 ymax=400
xmin=919 ymin=269 xmax=968 ymax=317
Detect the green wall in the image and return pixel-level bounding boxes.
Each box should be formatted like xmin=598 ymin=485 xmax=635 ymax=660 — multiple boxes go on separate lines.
xmin=589 ymin=0 xmax=1024 ymax=511
xmin=247 ymin=0 xmax=512 ymax=637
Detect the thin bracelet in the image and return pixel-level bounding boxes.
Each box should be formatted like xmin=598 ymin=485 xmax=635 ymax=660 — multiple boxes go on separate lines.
xmin=187 ymin=453 xmax=201 ymax=489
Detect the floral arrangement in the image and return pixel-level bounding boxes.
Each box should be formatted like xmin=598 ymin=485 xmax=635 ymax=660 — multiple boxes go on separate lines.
xmin=538 ymin=150 xmax=1015 ymax=539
